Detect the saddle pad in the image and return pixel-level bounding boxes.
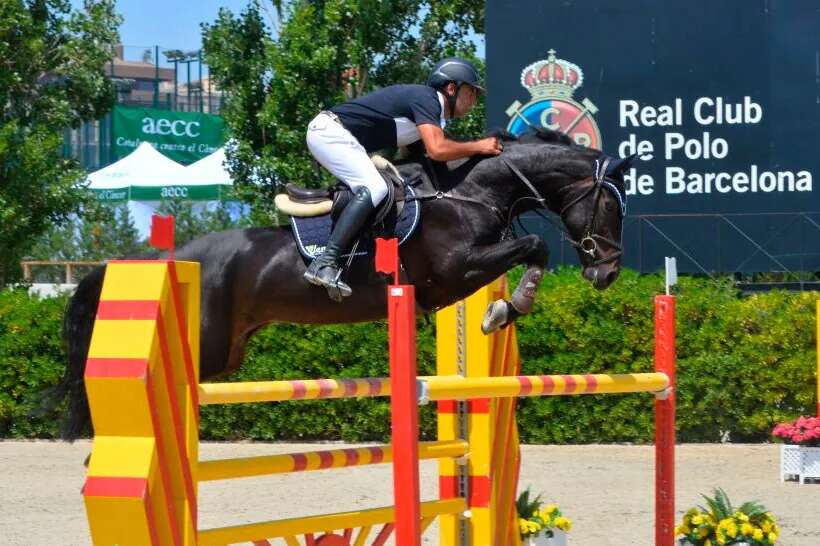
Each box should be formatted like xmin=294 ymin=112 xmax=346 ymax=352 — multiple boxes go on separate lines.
xmin=290 ymin=185 xmax=421 ymax=260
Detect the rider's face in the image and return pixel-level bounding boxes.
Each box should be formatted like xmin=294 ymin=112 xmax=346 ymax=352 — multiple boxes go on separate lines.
xmin=447 ymin=83 xmax=479 ymax=118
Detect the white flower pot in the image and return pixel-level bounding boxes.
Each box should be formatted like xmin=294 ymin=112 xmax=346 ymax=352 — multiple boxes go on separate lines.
xmin=525 ymin=529 xmax=567 ymax=546
xmin=799 ymin=445 xmax=820 ymax=484
xmin=780 ymin=444 xmax=820 ymax=483
xmin=781 ymin=444 xmax=802 ymax=481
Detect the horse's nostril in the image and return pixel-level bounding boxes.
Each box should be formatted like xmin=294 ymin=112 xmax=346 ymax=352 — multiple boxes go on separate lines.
xmin=605 ymin=269 xmax=619 ymax=285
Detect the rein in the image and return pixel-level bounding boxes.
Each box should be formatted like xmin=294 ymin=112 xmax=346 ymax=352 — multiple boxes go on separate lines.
xmin=406 ymin=153 xmax=624 ymax=266
xmin=502 ymin=155 xmax=624 ymax=266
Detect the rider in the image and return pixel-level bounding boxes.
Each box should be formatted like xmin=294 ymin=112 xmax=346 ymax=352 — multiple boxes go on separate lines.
xmin=304 ymin=57 xmax=503 ymax=300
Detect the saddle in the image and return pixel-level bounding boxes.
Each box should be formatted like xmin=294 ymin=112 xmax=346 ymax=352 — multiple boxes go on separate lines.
xmin=275 ymin=155 xmax=408 ymax=223
xmin=275 ymin=155 xmax=423 ymax=260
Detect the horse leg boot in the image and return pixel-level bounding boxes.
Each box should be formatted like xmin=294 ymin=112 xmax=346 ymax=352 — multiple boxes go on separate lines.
xmin=304 ymin=186 xmax=374 ymax=301
xmin=481 ymin=267 xmax=544 ymax=334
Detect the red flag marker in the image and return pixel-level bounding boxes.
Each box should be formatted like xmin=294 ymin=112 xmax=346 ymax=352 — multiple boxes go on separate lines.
xmin=375 ymin=238 xmax=399 ymax=285
xmin=150 ymin=215 xmax=175 ymax=260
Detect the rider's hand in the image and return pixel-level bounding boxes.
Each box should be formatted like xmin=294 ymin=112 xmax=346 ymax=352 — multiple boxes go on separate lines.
xmin=475 ymin=137 xmax=503 ymax=156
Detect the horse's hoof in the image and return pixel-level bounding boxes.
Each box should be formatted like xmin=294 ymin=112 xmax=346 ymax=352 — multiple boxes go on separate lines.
xmin=481 ymin=300 xmax=509 ymax=334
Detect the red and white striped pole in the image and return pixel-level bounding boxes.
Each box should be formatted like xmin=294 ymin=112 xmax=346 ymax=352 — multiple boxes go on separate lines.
xmin=378 ymin=238 xmax=421 ymax=546
xmin=654 ymin=294 xmax=676 ymax=546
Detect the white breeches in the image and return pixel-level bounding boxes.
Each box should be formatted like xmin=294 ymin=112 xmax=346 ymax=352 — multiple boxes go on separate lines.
xmin=305 ymin=112 xmax=388 ymax=207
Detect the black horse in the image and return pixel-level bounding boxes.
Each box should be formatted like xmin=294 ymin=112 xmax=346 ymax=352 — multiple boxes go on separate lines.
xmin=57 ymin=129 xmax=632 ymax=439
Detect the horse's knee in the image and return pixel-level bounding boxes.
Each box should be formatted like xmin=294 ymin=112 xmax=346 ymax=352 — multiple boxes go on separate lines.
xmin=524 ymin=235 xmax=549 ymax=265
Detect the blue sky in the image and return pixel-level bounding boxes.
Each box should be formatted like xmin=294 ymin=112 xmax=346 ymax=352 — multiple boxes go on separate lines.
xmin=71 ymin=0 xmax=253 ymax=64
xmin=72 ymin=0 xmax=483 ymax=67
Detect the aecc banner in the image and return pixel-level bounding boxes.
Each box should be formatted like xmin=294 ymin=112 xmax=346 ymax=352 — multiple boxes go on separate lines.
xmin=111 ymin=106 xmax=225 ymax=164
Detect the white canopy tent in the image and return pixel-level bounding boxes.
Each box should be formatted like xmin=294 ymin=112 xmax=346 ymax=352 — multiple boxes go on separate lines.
xmin=86 ymin=143 xmax=239 ymax=238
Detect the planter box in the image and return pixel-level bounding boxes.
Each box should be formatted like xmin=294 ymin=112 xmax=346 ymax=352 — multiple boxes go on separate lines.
xmin=780 ymin=444 xmax=820 ymax=484
xmin=781 ymin=444 xmax=802 ymax=481
xmin=525 ymin=530 xmax=567 ymax=546
xmin=799 ymin=445 xmax=820 ymax=484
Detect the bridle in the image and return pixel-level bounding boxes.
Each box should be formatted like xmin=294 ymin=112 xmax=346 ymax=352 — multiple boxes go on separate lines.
xmin=502 ymin=155 xmax=625 ymax=266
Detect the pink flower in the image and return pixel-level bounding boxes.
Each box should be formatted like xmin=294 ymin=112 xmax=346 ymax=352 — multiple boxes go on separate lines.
xmin=772 ymin=416 xmax=820 ymax=446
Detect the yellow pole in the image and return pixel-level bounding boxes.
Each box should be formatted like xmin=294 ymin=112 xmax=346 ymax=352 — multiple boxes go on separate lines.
xmin=198 ymin=440 xmax=469 ymax=481
xmin=199 ymin=377 xmax=391 ymax=405
xmin=197 ymin=498 xmax=466 ymax=546
xmin=424 ymin=372 xmax=669 ymax=401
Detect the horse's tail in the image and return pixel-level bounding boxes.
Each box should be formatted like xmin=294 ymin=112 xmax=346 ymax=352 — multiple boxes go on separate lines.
xmin=51 ymin=264 xmax=106 ymax=440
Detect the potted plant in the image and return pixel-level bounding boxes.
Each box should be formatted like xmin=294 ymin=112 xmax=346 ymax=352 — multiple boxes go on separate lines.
xmin=675 ymin=488 xmax=780 ymax=546
xmin=772 ymin=415 xmax=820 ymax=483
xmin=516 ymin=488 xmax=572 ymax=546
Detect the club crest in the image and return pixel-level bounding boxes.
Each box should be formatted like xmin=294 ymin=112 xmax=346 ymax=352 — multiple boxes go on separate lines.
xmin=506 ymin=49 xmax=602 ymax=149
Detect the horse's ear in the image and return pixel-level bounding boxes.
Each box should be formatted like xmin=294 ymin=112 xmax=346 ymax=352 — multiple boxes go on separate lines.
xmin=606 ymin=153 xmax=638 ymax=176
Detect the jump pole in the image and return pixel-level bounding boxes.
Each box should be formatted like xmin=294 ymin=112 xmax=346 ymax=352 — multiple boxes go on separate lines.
xmin=377 ymin=237 xmax=421 ymax=546
xmin=655 ymin=294 xmax=676 ymax=546
xmin=655 ymin=257 xmax=677 ymax=546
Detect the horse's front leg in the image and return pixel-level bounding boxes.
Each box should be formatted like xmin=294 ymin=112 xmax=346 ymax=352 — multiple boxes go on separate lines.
xmin=462 ymin=235 xmax=549 ymax=334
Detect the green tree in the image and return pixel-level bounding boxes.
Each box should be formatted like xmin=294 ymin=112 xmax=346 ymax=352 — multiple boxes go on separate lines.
xmin=156 ymin=199 xmax=251 ymax=247
xmin=202 ymin=0 xmax=484 ymax=222
xmin=0 ymin=0 xmax=121 ymax=284
xmin=26 ymin=203 xmax=148 ymax=281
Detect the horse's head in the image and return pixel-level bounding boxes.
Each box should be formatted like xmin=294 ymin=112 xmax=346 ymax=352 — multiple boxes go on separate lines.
xmin=497 ymin=129 xmax=632 ymax=290
xmin=559 ymin=153 xmax=631 ymax=290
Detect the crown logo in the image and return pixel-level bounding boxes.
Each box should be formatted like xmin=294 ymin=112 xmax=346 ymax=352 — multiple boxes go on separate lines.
xmin=520 ymin=49 xmax=584 ymax=99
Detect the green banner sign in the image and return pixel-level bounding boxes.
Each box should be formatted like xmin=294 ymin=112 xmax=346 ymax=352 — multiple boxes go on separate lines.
xmin=92 ymin=184 xmax=236 ymax=202
xmin=111 ymin=105 xmax=225 ymax=164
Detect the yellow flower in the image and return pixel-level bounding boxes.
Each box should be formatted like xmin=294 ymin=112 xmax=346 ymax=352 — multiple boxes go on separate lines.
xmin=675 ymin=524 xmax=691 ymax=536
xmin=735 ymin=512 xmax=750 ymax=522
xmin=543 ymin=503 xmax=557 ymax=515
xmin=752 ymin=529 xmax=764 ymax=541
xmin=554 ymin=516 xmax=572 ymax=532
xmin=761 ymin=521 xmax=772 ymax=533
xmin=740 ymin=523 xmax=753 ymax=536
xmin=692 ymin=515 xmax=705 ymax=525
xmin=768 ymin=532 xmax=777 ymax=543
xmin=704 ymin=539 xmax=712 ymax=546
xmin=539 ymin=509 xmax=554 ymax=522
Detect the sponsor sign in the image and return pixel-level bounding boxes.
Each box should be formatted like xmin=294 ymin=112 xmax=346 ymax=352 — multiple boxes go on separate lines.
xmin=111 ymin=105 xmax=225 ymax=164
xmin=487 ymin=0 xmax=820 ymax=272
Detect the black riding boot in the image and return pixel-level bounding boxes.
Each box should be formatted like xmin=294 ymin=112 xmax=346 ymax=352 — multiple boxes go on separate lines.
xmin=304 ymin=186 xmax=375 ymax=301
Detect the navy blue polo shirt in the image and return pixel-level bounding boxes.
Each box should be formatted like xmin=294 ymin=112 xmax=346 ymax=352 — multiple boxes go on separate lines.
xmin=330 ymin=84 xmax=446 ymax=153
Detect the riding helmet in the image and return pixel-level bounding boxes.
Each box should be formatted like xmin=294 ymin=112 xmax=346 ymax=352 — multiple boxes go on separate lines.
xmin=426 ymin=57 xmax=484 ymax=92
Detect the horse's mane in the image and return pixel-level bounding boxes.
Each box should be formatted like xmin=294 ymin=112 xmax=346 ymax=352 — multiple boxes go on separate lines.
xmin=394 ymin=127 xmax=593 ymax=167
xmin=488 ymin=127 xmax=602 ymax=155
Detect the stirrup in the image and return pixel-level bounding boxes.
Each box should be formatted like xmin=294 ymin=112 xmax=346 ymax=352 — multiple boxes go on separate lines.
xmin=304 ymin=262 xmax=352 ymax=302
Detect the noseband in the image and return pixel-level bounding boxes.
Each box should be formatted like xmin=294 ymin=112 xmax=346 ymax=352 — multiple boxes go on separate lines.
xmin=502 ymin=156 xmax=624 ymax=266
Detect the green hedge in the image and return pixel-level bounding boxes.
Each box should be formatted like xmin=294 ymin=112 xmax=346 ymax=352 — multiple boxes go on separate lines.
xmin=1 ymin=268 xmax=816 ymax=443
